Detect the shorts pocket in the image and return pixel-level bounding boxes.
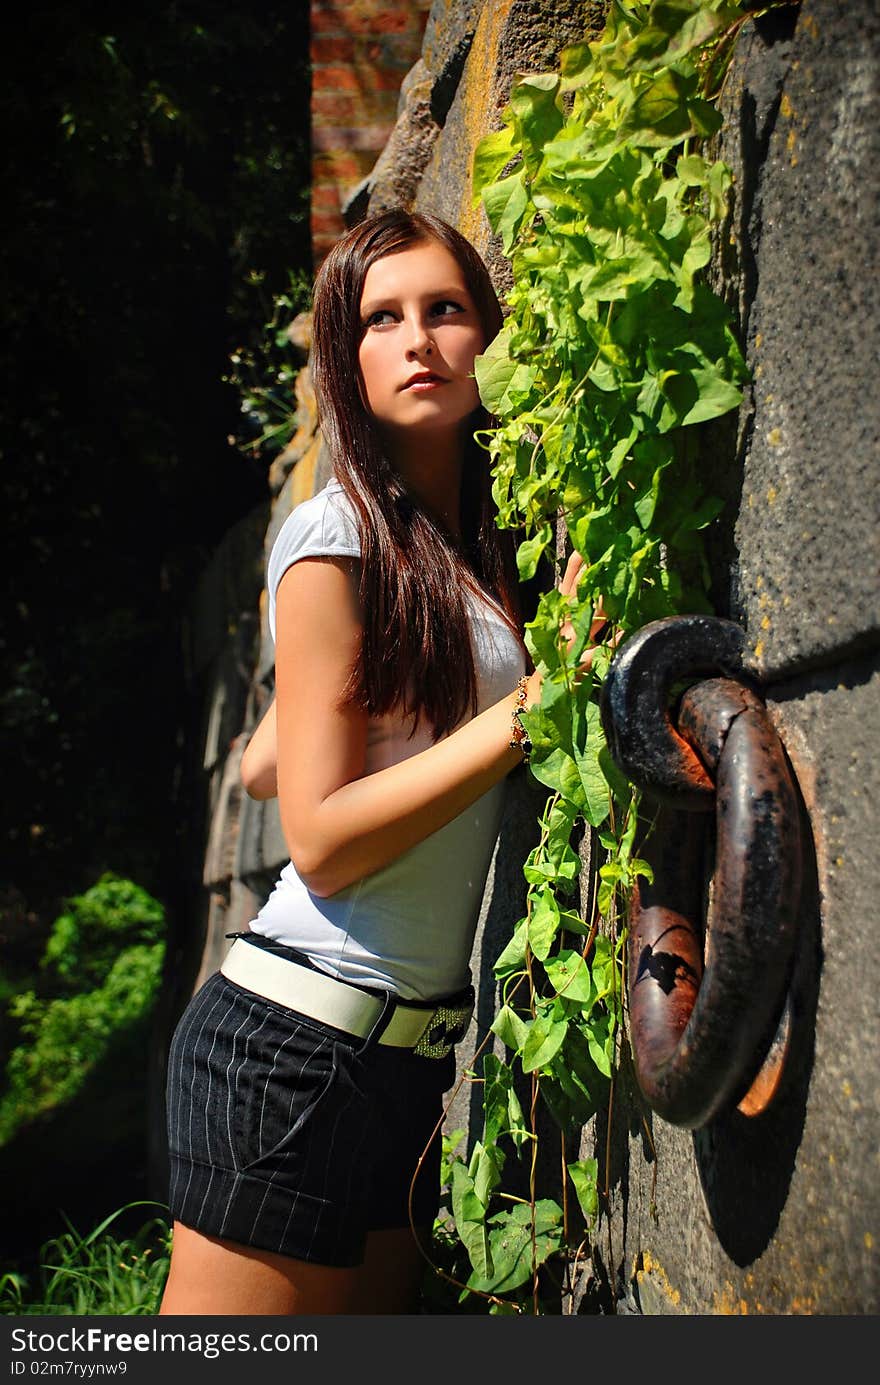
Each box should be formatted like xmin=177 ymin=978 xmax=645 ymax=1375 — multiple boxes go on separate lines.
xmin=229 ymin=1007 xmax=354 ymax=1176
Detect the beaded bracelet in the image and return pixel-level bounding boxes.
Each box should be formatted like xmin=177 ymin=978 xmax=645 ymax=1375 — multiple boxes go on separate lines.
xmin=509 ymin=675 xmax=533 ymax=764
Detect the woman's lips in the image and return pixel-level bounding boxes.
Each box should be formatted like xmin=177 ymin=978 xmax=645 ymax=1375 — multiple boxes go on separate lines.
xmin=403 ymin=372 xmax=446 ymax=390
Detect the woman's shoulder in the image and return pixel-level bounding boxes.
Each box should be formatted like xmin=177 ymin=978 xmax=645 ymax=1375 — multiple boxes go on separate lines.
xmin=266 ymin=482 xmax=362 ymax=643
xmin=268 ymin=479 xmax=361 ymax=577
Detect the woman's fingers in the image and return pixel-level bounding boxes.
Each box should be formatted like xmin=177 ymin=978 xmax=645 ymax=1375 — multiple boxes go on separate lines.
xmin=557 ymin=549 xmax=584 ymax=598
xmin=555 ymin=552 xmax=622 ymax=672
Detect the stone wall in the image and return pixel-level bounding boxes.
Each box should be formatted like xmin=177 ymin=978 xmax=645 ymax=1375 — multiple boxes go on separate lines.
xmin=182 ymin=0 xmax=878 ymax=1313
xmin=612 ymin=0 xmax=879 ymax=1315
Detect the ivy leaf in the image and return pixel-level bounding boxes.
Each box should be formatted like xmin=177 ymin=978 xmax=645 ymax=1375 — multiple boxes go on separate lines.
xmin=466 ymin=1200 xmax=564 ymax=1295
xmin=474 ymin=329 xmax=535 ymax=415
xmin=573 ymin=701 xmax=612 ymax=827
xmin=509 ymin=74 xmax=563 ymax=172
xmin=567 ymin=1157 xmax=599 ymax=1225
xmin=585 ymin=1007 xmax=615 ymax=1077
xmin=465 ymin=0 xmax=749 ymax=1255
xmin=677 ymin=365 xmax=743 ymax=425
xmin=623 ymin=2 xmax=741 ymax=72
xmin=493 ymin=917 xmax=528 ymax=978
xmin=527 ymin=885 xmax=561 ymax=962
xmin=660 ymin=2 xmax=742 ymax=64
xmin=559 ymin=39 xmax=595 ymax=90
xmin=491 ymin=1003 xmax=528 ymax=1053
xmin=521 ymin=1013 xmax=569 ymax=1073
xmin=676 ymin=152 xmax=710 ymax=186
xmin=481 ymin=171 xmax=531 ymax=254
xmin=598 ymin=744 xmax=635 ymax=806
xmin=605 ymin=427 xmax=638 ymax=479
xmin=440 ymin=1128 xmax=465 ymax=1188
xmin=633 ymin=461 xmax=669 ymax=528
xmin=516 ymin=524 xmax=553 ymax=580
xmin=524 ymin=588 xmax=568 ymax=669
xmin=618 ymin=69 xmax=723 ymax=148
xmin=629 ymin=856 xmax=655 ymax=887
xmin=472 ymin=121 xmax=519 ymax=199
xmin=544 ymin=949 xmax=597 ymax=1006
xmin=542 ymin=1028 xmax=607 ymax=1130
xmin=450 ymin=1160 xmax=493 ymax=1280
xmin=470 ymin=1137 xmax=504 ymax=1208
xmin=528 ymin=746 xmax=588 ymax=810
xmin=558 ymin=906 xmax=592 ymax=936
xmin=707 ymin=158 xmax=733 ymax=219
xmin=482 ymin=1053 xmax=528 ymax=1149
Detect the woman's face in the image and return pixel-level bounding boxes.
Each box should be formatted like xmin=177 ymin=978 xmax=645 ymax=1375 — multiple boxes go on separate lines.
xmin=356 ymin=238 xmax=485 ymax=446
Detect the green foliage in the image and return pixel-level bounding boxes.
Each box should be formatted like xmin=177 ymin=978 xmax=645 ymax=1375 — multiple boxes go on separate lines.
xmin=226 ymin=267 xmax=313 ymax=462
xmin=0 ymin=875 xmax=165 ymax=1146
xmin=475 ymin=1 xmax=747 ymax=611
xmin=445 ymin=0 xmax=753 ymax=1312
xmin=0 ymin=1204 xmax=171 ymax=1315
xmin=42 ymin=872 xmax=165 ymax=991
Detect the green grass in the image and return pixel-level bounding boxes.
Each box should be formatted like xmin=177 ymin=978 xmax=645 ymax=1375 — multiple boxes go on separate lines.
xmin=0 ymin=1203 xmax=171 ymax=1316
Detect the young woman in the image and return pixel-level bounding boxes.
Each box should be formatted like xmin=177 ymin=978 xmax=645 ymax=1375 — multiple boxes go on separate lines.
xmin=159 ymin=210 xmax=600 ymax=1316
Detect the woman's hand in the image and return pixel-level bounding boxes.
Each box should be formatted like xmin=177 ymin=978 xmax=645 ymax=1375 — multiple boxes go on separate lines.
xmin=556 ymin=549 xmax=615 ymax=674
xmin=240 ymin=700 xmax=278 ymax=800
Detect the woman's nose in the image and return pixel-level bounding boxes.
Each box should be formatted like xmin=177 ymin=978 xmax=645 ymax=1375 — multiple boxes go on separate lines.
xmin=403 ymin=316 xmax=433 ymax=357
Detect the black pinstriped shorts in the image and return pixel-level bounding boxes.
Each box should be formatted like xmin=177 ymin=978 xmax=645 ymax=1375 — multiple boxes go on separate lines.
xmin=165 ymin=956 xmax=456 ymax=1267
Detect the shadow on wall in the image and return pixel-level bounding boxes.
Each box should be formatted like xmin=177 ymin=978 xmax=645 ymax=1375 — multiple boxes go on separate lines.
xmin=693 ymin=773 xmax=822 ymax=1266
xmin=468 ymin=767 xmax=547 ymax=1141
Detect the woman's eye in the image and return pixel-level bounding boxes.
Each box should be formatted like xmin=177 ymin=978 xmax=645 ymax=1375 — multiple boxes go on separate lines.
xmin=363 ymin=310 xmax=396 ymax=329
xmin=431 ymin=300 xmax=464 ymax=318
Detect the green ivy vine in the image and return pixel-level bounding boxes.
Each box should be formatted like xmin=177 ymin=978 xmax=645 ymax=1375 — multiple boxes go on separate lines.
xmin=434 ymin=0 xmax=769 ymax=1313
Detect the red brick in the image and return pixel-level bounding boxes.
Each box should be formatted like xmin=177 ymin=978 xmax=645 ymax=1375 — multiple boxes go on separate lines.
xmin=313 ymin=33 xmax=424 ymax=65
xmin=314 ymin=88 xmax=402 ymax=126
xmin=312 ymin=91 xmax=360 ymax=123
xmin=357 ymin=62 xmax=411 ymax=90
xmin=312 ymin=64 xmax=409 ymax=95
xmin=308 ymin=0 xmax=432 ymax=267
xmin=311 ymin=184 xmax=341 ymax=212
xmin=312 ymin=123 xmax=391 ymax=152
xmin=311 ymin=5 xmax=417 ymax=38
xmin=313 ymin=149 xmax=371 ymax=183
xmin=311 ymin=210 xmax=348 ymax=238
xmin=314 ymin=64 xmax=364 ymax=93
xmin=310 ymin=36 xmax=356 ymax=64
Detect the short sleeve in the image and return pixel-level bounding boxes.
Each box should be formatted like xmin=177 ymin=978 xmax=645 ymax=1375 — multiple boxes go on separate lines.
xmin=266 ymin=481 xmax=360 ymax=642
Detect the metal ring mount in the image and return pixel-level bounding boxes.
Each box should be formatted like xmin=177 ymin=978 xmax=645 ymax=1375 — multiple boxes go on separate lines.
xmin=599 ymin=616 xmax=802 ymax=1128
xmin=600 ymin=613 xmax=747 ymax=810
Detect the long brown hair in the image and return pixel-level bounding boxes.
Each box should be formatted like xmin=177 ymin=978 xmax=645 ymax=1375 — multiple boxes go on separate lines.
xmin=310 ymin=209 xmax=522 ymax=739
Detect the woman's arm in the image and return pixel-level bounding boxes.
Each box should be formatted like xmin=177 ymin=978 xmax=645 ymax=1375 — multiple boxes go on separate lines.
xmin=240 ymin=700 xmax=278 ymax=800
xmin=272 ymin=548 xmax=611 ymax=899
xmin=274 ymin=555 xmax=539 ymax=898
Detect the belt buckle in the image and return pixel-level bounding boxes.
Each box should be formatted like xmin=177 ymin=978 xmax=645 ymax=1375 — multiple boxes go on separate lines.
xmin=412 ymin=993 xmax=475 ymax=1060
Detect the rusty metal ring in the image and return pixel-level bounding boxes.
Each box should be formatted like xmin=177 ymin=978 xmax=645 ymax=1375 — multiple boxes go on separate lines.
xmin=599 ymin=619 xmax=802 ymax=1128
xmin=600 ymin=613 xmax=747 ymax=810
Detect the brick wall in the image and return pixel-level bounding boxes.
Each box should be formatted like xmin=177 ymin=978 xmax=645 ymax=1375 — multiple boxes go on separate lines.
xmin=310 ymin=0 xmax=432 ymax=266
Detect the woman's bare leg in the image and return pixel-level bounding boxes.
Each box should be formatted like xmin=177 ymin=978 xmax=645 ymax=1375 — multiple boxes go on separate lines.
xmin=351 ymin=1226 xmax=431 ymax=1314
xmin=158 ymin=1222 xmax=359 ymax=1316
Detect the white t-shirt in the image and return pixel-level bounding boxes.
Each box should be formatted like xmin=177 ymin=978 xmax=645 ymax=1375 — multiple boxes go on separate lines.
xmin=250 ymin=479 xmax=527 ymax=1000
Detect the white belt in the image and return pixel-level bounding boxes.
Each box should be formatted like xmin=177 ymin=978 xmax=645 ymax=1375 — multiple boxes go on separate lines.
xmin=220 ymin=938 xmax=473 ymax=1056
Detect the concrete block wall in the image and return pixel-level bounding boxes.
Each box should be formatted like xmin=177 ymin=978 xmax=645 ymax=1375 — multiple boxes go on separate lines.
xmin=610 ymin=0 xmax=879 ymax=1315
